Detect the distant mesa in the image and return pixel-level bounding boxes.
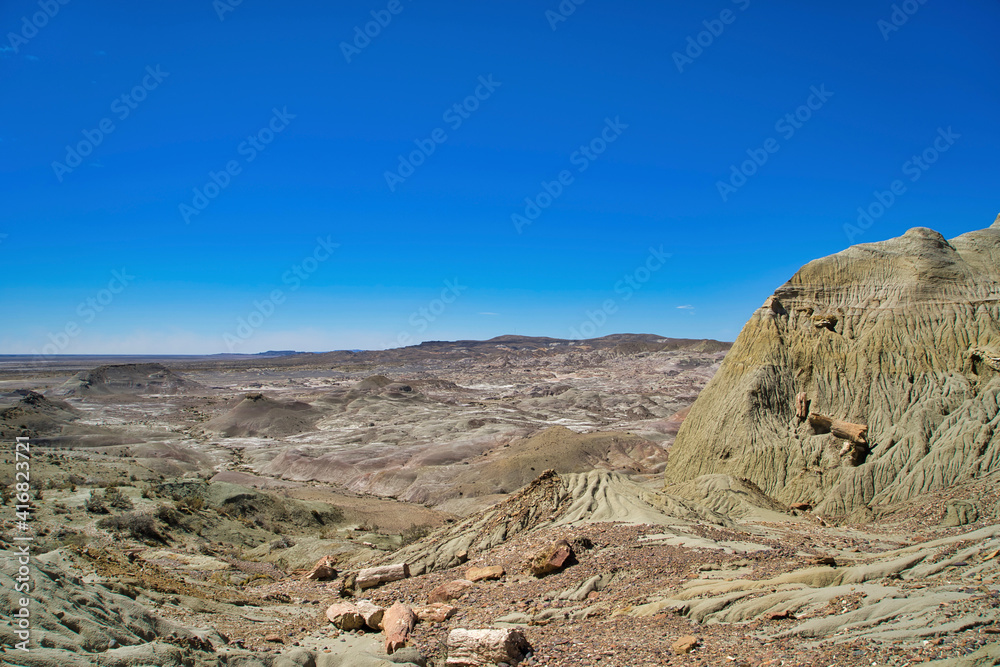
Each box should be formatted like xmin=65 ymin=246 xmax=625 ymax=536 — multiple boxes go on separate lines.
xmin=201 ymin=392 xmax=320 ymax=437
xmin=664 ymin=215 xmax=1000 ymax=518
xmin=56 ymin=363 xmax=202 ymax=396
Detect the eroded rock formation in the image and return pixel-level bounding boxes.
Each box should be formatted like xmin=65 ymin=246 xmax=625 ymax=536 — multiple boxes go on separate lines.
xmin=664 ymin=217 xmax=1000 ymax=517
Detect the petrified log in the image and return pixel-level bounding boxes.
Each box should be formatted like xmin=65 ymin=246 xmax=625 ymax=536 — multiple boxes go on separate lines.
xmin=808 ymin=413 xmax=868 ymax=444
xmin=795 ymin=392 xmax=810 ymax=420
xmin=355 ymin=599 xmax=385 ymax=630
xmin=428 ymin=579 xmax=474 ymax=604
xmin=446 ymin=628 xmax=531 ymax=666
xmin=383 ymin=602 xmax=417 ymax=654
xmin=356 ymin=563 xmax=410 ymax=590
xmin=413 ymin=603 xmax=457 ymax=623
xmin=465 ymin=565 xmax=504 ymax=582
xmin=325 ymin=602 xmax=365 ymax=630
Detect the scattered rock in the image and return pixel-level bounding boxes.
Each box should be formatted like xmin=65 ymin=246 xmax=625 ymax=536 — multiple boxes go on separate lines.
xmin=326 ymin=602 xmax=365 ymax=630
xmin=446 ymin=628 xmax=531 ymax=666
xmin=383 ymin=602 xmax=417 ymax=655
xmin=304 ymin=555 xmax=337 ymax=581
xmin=810 ymin=556 xmax=837 ymax=567
xmin=428 ymin=579 xmax=474 ymax=604
xmin=414 ymin=603 xmax=458 ymax=623
xmin=672 ymin=635 xmax=699 ymax=655
xmin=264 ymin=634 xmax=283 ymax=643
xmin=466 ymin=565 xmax=505 ymax=582
xmin=528 ymin=539 xmax=573 ymax=577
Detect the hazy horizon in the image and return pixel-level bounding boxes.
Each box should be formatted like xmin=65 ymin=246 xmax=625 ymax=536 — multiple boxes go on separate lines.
xmin=3 ymin=1 xmax=998 ymax=356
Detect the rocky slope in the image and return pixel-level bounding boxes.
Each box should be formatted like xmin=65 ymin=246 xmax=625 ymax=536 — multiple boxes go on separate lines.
xmin=664 ymin=215 xmax=1000 ymax=518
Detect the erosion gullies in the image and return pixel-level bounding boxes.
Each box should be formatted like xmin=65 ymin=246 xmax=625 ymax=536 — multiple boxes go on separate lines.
xmin=664 ymin=218 xmax=1000 ymax=517
xmin=380 ymin=469 xmax=739 ymax=576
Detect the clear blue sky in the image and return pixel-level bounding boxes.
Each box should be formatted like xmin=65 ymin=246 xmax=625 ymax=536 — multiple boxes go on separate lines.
xmin=2 ymin=0 xmax=998 ymax=355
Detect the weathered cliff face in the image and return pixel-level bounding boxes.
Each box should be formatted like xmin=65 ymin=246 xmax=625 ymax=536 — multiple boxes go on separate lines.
xmin=664 ymin=215 xmax=1000 ymax=517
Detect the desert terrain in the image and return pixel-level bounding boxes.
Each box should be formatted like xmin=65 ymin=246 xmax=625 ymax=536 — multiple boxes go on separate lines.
xmin=1 ymin=219 xmax=1000 ymax=666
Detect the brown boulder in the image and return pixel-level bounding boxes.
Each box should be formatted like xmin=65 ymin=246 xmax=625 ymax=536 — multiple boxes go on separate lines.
xmin=466 ymin=565 xmax=505 ymax=582
xmin=789 ymin=502 xmax=812 ymax=511
xmin=528 ymin=539 xmax=573 ymax=577
xmin=428 ymin=579 xmax=474 ymax=603
xmin=672 ymin=635 xmax=699 ymax=654
xmin=304 ymin=555 xmax=338 ymax=581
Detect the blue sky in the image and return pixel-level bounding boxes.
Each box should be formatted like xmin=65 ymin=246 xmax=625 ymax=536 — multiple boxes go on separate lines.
xmin=2 ymin=0 xmax=998 ymax=355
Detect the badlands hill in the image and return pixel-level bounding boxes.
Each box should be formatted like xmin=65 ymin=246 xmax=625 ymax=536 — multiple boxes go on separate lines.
xmin=56 ymin=362 xmax=203 ymax=396
xmin=664 ymin=215 xmax=1000 ymax=518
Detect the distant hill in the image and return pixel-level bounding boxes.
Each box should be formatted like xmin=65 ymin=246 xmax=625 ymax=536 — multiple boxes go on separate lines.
xmin=55 ymin=363 xmax=203 ymax=396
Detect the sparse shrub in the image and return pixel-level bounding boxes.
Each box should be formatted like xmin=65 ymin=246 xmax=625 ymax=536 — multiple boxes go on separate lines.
xmin=103 ymin=486 xmax=133 ymax=511
xmin=155 ymin=504 xmax=182 ymax=526
xmin=85 ymin=490 xmax=108 ymax=514
xmin=270 ymin=536 xmax=295 ymax=549
xmin=141 ymin=486 xmax=153 ymax=499
xmin=97 ymin=512 xmax=163 ymax=542
xmin=32 ymin=489 xmax=43 ymax=501
xmin=175 ymin=495 xmax=204 ymax=512
xmin=400 ymin=524 xmax=432 ymax=546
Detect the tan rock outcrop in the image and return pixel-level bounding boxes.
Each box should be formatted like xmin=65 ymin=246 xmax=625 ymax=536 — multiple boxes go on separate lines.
xmin=664 ymin=220 xmax=1000 ymax=517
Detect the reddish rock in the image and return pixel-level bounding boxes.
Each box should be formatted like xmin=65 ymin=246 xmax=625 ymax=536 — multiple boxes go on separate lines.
xmin=466 ymin=565 xmax=505 ymax=582
xmin=529 ymin=539 xmax=573 ymax=577
xmin=383 ymin=602 xmax=417 ymax=654
xmin=414 ymin=603 xmax=457 ymax=623
xmin=325 ymin=602 xmax=365 ymax=630
xmin=672 ymin=635 xmax=699 ymax=655
xmin=428 ymin=579 xmax=474 ymax=604
xmin=264 ymin=634 xmax=283 ymax=643
xmin=789 ymin=502 xmax=812 ymax=511
xmin=304 ymin=555 xmax=338 ymax=581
